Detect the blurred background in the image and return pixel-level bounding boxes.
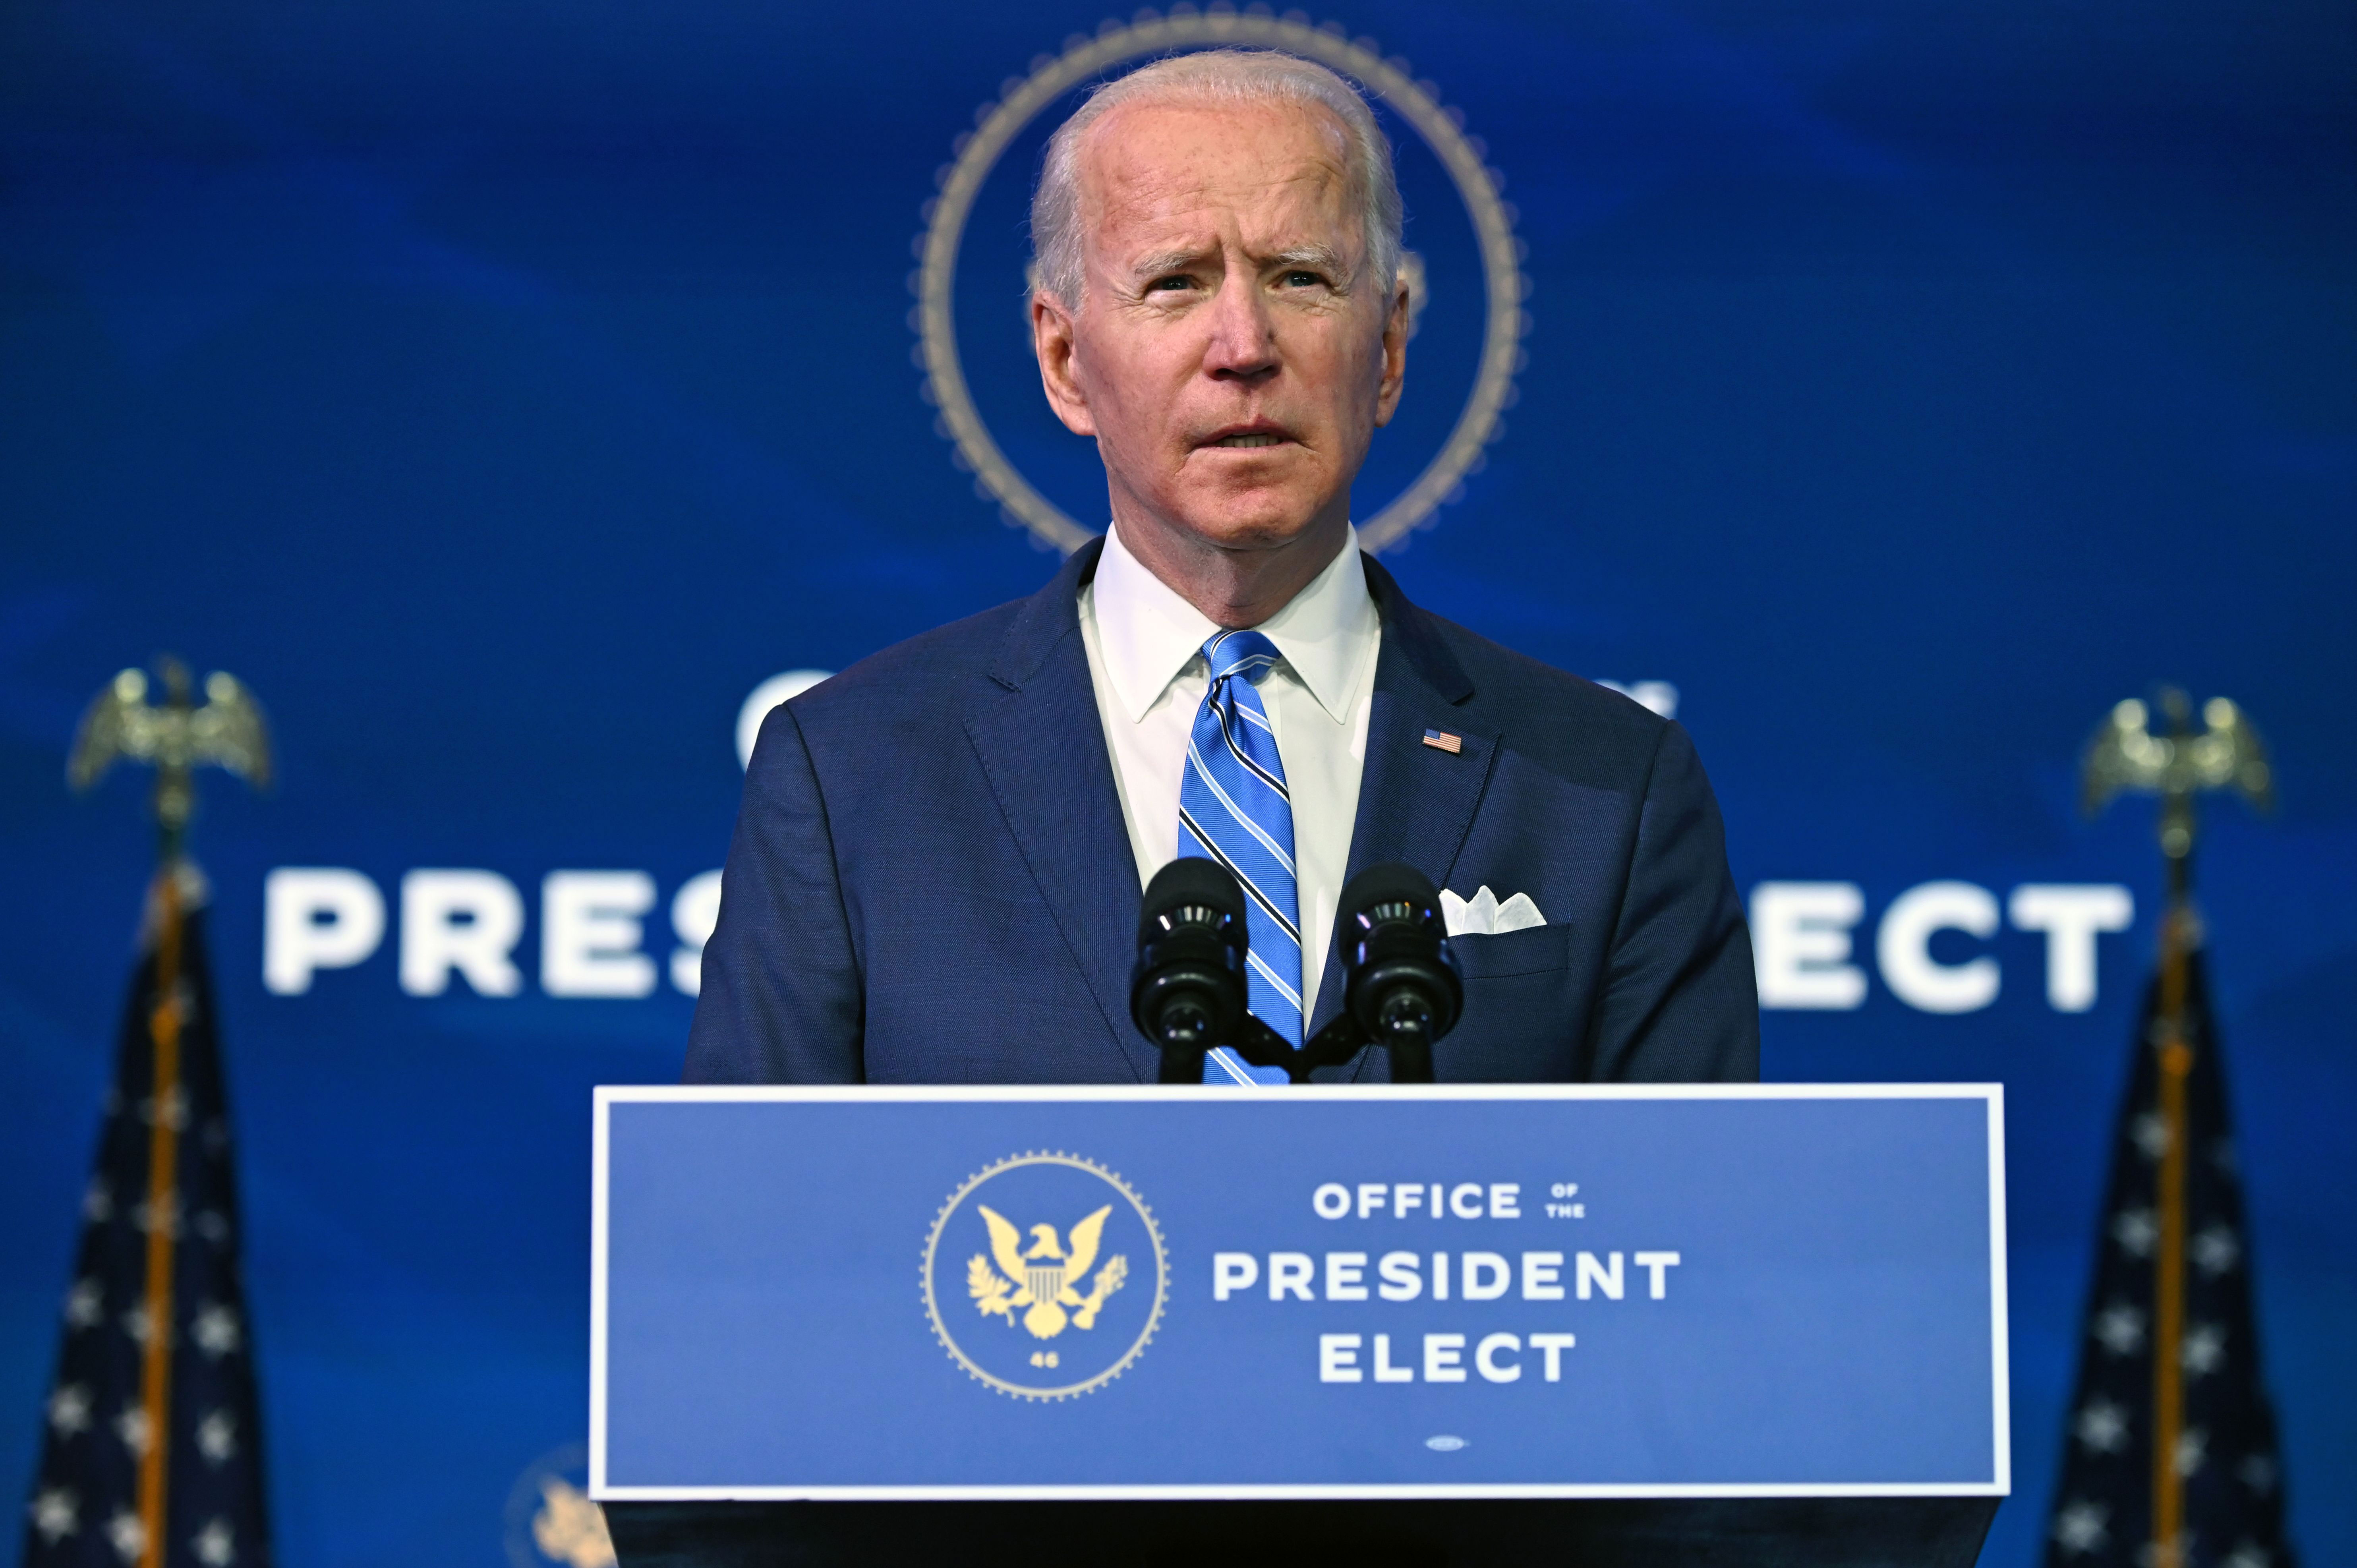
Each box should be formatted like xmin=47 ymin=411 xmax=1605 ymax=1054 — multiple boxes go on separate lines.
xmin=1 ymin=0 xmax=2349 ymax=1562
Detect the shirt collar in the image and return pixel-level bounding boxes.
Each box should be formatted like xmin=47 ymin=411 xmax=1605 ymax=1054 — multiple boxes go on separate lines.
xmin=1090 ymin=518 xmax=1379 ymax=725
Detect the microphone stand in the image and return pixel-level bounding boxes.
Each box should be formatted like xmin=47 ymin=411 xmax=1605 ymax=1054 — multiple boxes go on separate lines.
xmin=1137 ymin=861 xmax=1457 ymax=1086
xmin=1212 ymin=1012 xmax=1436 ymax=1085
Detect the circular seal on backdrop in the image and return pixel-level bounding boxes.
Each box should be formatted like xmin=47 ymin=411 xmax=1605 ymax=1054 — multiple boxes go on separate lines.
xmin=922 ymin=1151 xmax=1168 ymax=1400
xmin=501 ymin=1442 xmax=615 ymax=1568
xmin=913 ymin=9 xmax=1529 ymax=554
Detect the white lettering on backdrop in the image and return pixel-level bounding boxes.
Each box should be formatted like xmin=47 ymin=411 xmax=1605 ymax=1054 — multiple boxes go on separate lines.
xmin=262 ymin=870 xmax=2135 ymax=1011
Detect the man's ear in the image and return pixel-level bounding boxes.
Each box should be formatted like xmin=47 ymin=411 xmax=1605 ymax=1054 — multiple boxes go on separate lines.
xmin=1031 ymin=291 xmax=1097 ymax=437
xmin=1372 ymin=276 xmax=1410 ymax=427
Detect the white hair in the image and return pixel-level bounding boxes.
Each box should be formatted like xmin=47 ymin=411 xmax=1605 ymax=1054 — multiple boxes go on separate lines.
xmin=1029 ymin=49 xmax=1404 ymax=309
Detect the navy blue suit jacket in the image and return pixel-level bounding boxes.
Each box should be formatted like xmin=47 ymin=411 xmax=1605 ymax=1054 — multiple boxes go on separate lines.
xmin=685 ymin=541 xmax=1758 ymax=1085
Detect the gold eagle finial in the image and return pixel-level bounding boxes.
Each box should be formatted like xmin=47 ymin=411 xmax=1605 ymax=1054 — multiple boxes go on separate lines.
xmin=2082 ymin=689 xmax=2270 ymax=894
xmin=69 ymin=657 xmax=271 ymax=859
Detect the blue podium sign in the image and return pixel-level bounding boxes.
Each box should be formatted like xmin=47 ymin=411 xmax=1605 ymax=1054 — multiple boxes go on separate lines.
xmin=591 ymin=1085 xmax=2008 ymax=1502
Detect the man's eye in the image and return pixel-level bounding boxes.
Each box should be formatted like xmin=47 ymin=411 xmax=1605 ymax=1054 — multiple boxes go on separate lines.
xmin=1147 ymin=276 xmax=1194 ymax=293
xmin=1281 ymin=270 xmax=1325 ymax=288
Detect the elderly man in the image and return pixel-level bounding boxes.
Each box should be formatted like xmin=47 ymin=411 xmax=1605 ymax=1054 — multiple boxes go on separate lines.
xmin=686 ymin=50 xmax=1756 ymax=1086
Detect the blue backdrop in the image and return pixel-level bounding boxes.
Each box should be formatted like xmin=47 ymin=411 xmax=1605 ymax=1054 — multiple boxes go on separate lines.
xmin=2 ymin=0 xmax=2349 ymax=1563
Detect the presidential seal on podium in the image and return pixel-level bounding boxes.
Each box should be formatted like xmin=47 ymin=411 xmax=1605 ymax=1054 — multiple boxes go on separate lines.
xmin=922 ymin=1152 xmax=1169 ymax=1401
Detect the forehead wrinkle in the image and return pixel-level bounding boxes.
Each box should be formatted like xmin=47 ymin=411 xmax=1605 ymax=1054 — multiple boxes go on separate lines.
xmin=1092 ymin=174 xmax=1363 ymax=286
xmin=1075 ymin=99 xmax=1361 ymax=240
xmin=1097 ymin=164 xmax=1348 ymax=233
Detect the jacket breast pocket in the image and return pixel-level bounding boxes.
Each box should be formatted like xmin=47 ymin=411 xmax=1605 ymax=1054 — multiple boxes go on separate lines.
xmin=1431 ymin=922 xmax=1579 ymax=1081
xmin=1448 ymin=921 xmax=1573 ymax=980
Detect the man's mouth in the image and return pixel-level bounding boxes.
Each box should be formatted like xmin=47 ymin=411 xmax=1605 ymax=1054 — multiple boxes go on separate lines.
xmin=1201 ymin=423 xmax=1294 ymax=450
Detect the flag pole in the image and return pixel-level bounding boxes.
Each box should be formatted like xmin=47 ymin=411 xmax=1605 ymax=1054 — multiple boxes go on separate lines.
xmin=135 ymin=868 xmax=185 ymax=1568
xmin=135 ymin=660 xmax=202 ymax=1568
xmin=2148 ymin=867 xmax=2193 ymax=1568
xmin=2080 ymin=687 xmax=2272 ymax=1568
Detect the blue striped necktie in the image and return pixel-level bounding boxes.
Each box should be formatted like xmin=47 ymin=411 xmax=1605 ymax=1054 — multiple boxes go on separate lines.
xmin=1178 ymin=630 xmax=1300 ymax=1085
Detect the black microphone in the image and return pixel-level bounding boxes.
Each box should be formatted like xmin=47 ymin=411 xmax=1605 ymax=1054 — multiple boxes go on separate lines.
xmin=1131 ymin=857 xmax=1250 ymax=1084
xmin=1334 ymin=863 xmax=1464 ymax=1083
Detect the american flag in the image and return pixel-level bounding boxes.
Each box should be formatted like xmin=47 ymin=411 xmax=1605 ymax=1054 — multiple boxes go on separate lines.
xmin=2044 ymin=939 xmax=2296 ymax=1568
xmin=21 ymin=868 xmax=271 ymax=1568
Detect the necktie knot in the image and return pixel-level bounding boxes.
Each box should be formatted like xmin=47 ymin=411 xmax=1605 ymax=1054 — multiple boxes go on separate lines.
xmin=1203 ymin=630 xmax=1282 ymax=688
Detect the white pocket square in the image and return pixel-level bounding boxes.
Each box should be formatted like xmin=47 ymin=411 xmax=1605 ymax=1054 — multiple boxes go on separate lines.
xmin=1439 ymin=885 xmax=1547 ymax=937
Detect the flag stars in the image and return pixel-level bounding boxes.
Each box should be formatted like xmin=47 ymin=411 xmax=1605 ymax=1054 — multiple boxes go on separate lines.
xmin=122 ymin=1304 xmax=160 ymax=1348
xmin=2052 ymin=1499 xmax=2110 ymax=1554
xmin=30 ymin=1487 xmax=80 ymax=1543
xmin=46 ymin=1383 xmax=93 ymax=1439
xmin=41 ymin=840 xmax=261 ymax=1568
xmin=138 ymin=1086 xmax=190 ymax=1130
xmin=2047 ymin=968 xmax=2288 ymax=1566
xmin=2193 ymin=1224 xmax=2241 ymax=1276
xmin=2181 ymin=1322 xmax=2227 ymax=1377
xmin=131 ymin=1193 xmax=182 ymax=1238
xmin=192 ymin=1517 xmax=236 ymax=1566
xmin=113 ymin=1404 xmax=153 ymax=1458
xmin=2073 ymin=1396 xmax=2129 ymax=1454
xmin=64 ymin=1278 xmax=104 ymax=1331
xmin=192 ymin=1303 xmax=243 ymax=1359
xmin=2092 ymin=1301 xmax=2146 ymax=1356
xmin=196 ymin=1408 xmax=239 ymax=1464
xmin=105 ymin=1508 xmax=146 ymax=1563
xmin=2111 ymin=1207 xmax=2157 ymax=1257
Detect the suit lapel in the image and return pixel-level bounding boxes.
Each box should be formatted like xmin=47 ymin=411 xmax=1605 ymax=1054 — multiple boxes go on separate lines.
xmin=962 ymin=540 xmax=1159 ymax=1083
xmin=1307 ymin=555 xmax=1499 ymax=1040
xmin=961 ymin=546 xmax=1491 ymax=1078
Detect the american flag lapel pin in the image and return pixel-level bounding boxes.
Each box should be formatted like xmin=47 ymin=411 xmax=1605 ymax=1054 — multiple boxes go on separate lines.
xmin=1421 ymin=728 xmax=1463 ymax=754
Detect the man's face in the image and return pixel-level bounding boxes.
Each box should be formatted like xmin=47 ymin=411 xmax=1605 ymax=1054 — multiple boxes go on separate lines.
xmin=1033 ymin=99 xmax=1408 ymax=557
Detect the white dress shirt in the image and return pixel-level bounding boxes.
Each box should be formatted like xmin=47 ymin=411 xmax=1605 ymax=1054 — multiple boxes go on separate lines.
xmin=1078 ymin=519 xmax=1382 ymax=1022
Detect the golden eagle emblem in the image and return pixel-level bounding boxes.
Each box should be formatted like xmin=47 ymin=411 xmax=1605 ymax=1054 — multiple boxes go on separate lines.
xmin=967 ymin=1204 xmax=1127 ymax=1340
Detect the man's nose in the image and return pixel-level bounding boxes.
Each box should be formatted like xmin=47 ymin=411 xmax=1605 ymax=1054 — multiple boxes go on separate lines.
xmin=1201 ymin=274 xmax=1279 ymax=383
